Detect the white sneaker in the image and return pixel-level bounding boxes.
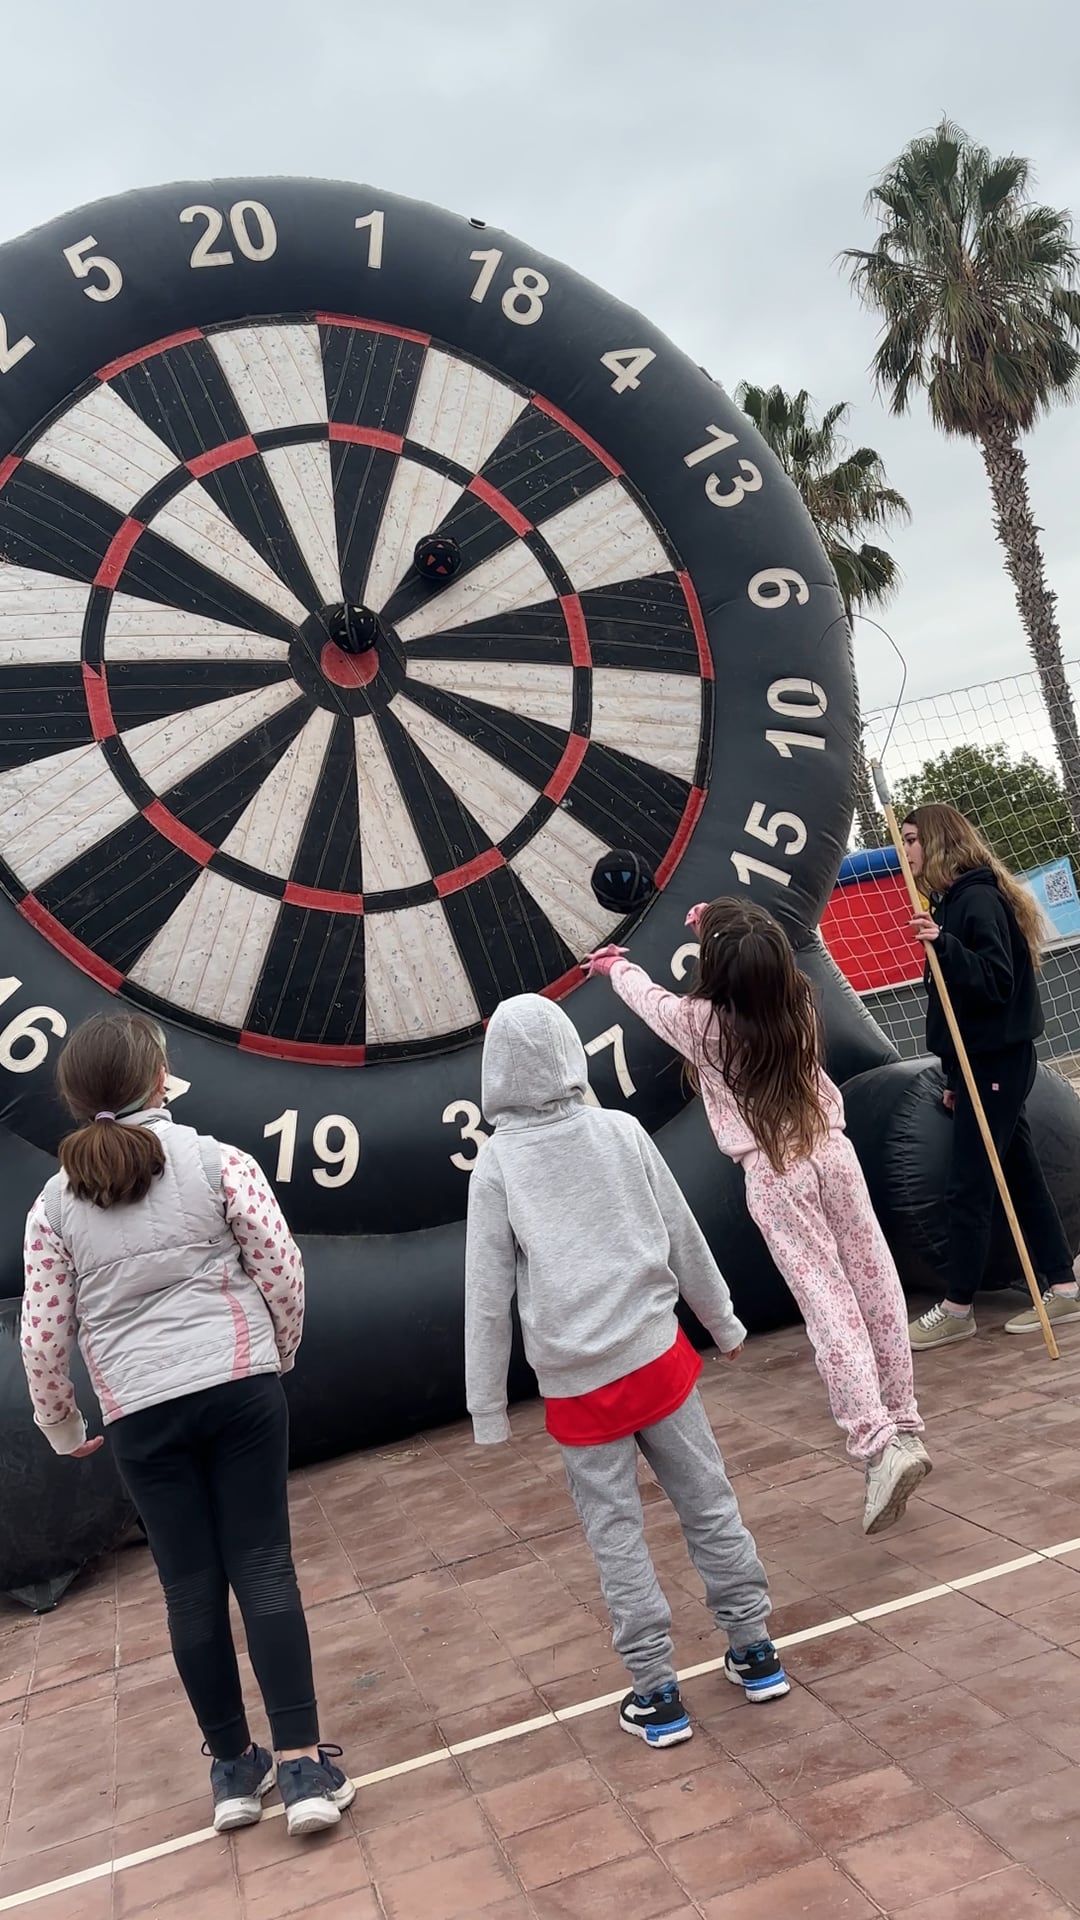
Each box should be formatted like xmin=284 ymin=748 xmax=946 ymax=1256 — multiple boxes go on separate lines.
xmin=895 ymin=1432 xmax=932 ymax=1475
xmin=863 ymin=1439 xmax=929 ymax=1536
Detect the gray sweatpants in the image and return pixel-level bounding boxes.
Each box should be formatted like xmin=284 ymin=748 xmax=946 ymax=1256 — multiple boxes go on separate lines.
xmin=560 ymin=1388 xmax=770 ymax=1696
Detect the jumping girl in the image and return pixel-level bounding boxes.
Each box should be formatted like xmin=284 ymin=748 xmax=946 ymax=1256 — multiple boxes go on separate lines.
xmin=903 ymin=803 xmax=1078 ymax=1347
xmin=20 ymin=1013 xmax=354 ymax=1838
xmin=587 ymin=899 xmax=930 ymax=1534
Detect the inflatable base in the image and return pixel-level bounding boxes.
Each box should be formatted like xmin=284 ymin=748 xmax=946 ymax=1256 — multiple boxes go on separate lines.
xmin=843 ymin=1056 xmax=1080 ymax=1294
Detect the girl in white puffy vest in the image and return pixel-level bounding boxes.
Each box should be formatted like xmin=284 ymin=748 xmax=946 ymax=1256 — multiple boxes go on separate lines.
xmin=20 ymin=1011 xmax=353 ymax=1840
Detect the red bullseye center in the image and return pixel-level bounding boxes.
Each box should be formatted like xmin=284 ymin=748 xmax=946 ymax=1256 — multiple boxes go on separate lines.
xmin=321 ymin=640 xmax=379 ymax=687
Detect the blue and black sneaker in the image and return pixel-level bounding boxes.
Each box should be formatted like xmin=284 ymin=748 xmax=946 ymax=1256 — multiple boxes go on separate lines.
xmin=208 ymin=1742 xmax=275 ymax=1833
xmin=725 ymin=1639 xmax=790 ymax=1704
xmin=277 ymin=1745 xmax=356 ymax=1836
xmin=618 ymin=1682 xmax=693 ymax=1746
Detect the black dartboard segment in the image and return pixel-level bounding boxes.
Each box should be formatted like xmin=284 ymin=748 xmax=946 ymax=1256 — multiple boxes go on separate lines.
xmin=0 ymin=316 xmax=715 ymax=1063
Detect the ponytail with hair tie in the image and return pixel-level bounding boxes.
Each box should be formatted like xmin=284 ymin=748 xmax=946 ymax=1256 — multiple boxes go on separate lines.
xmin=56 ymin=1014 xmax=168 ymax=1209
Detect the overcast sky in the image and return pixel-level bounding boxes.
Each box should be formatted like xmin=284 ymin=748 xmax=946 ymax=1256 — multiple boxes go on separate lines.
xmin=5 ymin=0 xmax=1080 ymax=731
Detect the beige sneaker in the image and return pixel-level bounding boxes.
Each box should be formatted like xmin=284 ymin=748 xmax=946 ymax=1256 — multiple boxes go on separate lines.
xmin=909 ymin=1304 xmax=976 ymax=1351
xmin=1004 ymin=1288 xmax=1080 ymax=1336
xmin=863 ymin=1439 xmax=929 ymax=1535
xmin=896 ymin=1432 xmax=933 ymax=1475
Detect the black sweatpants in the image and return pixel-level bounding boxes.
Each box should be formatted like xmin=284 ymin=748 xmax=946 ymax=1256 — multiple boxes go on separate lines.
xmin=109 ymin=1373 xmax=318 ymax=1759
xmin=945 ymin=1042 xmax=1075 ymax=1308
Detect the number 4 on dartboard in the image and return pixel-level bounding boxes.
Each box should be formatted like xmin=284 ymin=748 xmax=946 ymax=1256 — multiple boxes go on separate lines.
xmin=601 ymin=348 xmax=656 ymax=394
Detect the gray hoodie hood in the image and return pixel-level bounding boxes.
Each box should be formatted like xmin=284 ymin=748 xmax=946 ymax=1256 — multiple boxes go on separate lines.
xmin=482 ymin=994 xmax=588 ymax=1126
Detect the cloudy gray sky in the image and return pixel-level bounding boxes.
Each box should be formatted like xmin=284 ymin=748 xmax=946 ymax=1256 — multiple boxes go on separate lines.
xmin=5 ymin=0 xmax=1080 ymax=727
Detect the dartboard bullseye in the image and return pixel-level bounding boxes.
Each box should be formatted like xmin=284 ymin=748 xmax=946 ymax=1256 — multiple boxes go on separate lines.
xmin=0 ymin=176 xmax=854 ymax=1246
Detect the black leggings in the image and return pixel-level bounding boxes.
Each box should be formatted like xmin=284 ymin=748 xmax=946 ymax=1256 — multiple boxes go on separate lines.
xmin=109 ymin=1373 xmax=317 ymax=1759
xmin=945 ymin=1042 xmax=1075 ymax=1308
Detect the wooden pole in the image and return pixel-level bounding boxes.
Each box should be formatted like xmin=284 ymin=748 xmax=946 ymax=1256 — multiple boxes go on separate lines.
xmin=871 ymin=760 xmax=1059 ymax=1362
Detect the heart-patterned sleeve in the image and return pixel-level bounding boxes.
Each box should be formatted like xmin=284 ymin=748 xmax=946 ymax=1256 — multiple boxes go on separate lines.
xmin=221 ymin=1148 xmax=305 ymax=1371
xmin=21 ymin=1194 xmax=87 ymax=1455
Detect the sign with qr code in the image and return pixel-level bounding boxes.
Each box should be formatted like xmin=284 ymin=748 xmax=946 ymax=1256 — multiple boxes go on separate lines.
xmin=1019 ymin=857 xmax=1080 ymax=941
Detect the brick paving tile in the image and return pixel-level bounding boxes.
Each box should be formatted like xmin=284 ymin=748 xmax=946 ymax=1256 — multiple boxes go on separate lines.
xmin=701 ymin=1856 xmax=879 ymax=1918
xmin=837 ymin=1809 xmax=1011 ymax=1907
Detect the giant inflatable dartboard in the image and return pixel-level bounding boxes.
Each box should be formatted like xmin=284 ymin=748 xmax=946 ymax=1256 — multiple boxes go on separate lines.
xmin=0 ymin=177 xmax=855 ymax=1238
xmin=0 ymin=179 xmax=863 ymax=1515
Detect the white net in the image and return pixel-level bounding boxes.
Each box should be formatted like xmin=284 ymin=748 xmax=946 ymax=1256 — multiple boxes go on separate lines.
xmin=821 ymin=662 xmax=1080 ymax=1077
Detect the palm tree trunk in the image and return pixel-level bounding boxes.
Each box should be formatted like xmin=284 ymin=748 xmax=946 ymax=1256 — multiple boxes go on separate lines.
xmin=843 ymin=606 xmax=888 ymax=848
xmin=979 ymin=416 xmax=1080 ymax=849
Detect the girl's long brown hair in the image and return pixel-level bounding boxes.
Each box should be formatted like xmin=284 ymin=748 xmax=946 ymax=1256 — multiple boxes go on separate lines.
xmin=689 ymin=898 xmax=828 ymax=1174
xmin=57 ymin=1014 xmax=168 ymax=1208
xmin=902 ymin=803 xmax=1044 ymax=969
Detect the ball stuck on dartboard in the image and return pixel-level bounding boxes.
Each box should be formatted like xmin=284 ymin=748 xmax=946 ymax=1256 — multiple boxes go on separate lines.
xmin=327 ymin=604 xmax=380 ymax=654
xmin=413 ymin=534 xmax=462 ymax=583
xmin=591 ymin=850 xmax=656 ymax=914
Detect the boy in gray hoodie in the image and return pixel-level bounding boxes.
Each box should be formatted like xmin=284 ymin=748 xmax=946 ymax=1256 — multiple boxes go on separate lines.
xmin=465 ymin=994 xmax=788 ymax=1746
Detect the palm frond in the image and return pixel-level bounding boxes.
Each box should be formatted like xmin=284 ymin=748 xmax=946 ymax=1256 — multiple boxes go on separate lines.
xmin=848 ymin=118 xmax=1080 ymax=436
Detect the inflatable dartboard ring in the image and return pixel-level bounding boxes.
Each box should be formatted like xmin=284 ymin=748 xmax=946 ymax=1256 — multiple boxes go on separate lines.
xmin=0 ymin=177 xmax=857 ymax=1217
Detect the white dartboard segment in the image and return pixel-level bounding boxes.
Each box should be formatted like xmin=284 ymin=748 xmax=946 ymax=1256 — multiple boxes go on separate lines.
xmin=396 ymin=538 xmax=553 ymax=644
xmin=0 ymin=739 xmax=137 ymax=891
xmin=404 ymin=658 xmax=574 ymax=733
xmin=510 ymin=809 xmax=625 ymax=954
xmin=353 ymin=718 xmax=431 ymax=892
xmin=218 ymin=708 xmax=336 ymax=878
xmin=363 ymin=461 xmax=463 ymax=612
xmin=26 ymin=383 xmax=181 ymax=516
xmin=536 ymin=479 xmax=671 ymax=592
xmin=590 ymin=669 xmax=703 ymax=781
xmin=393 ymin=700 xmax=539 ymax=847
xmin=128 ymin=868 xmax=282 ymax=1028
xmin=104 ymin=595 xmax=290 ymax=662
xmin=122 ymin=682 xmax=304 ymax=794
xmin=0 ymin=566 xmax=88 ymax=662
xmin=407 ymin=350 xmax=528 ymax=474
xmin=210 ymin=323 xmax=328 ymax=433
xmin=259 ymin=441 xmax=342 ymax=605
xmin=148 ymin=481 xmax=309 ymax=631
xmin=364 ymin=901 xmax=479 ymax=1045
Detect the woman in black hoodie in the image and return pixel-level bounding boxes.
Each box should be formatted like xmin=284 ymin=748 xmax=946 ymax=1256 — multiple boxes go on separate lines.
xmin=902 ymin=803 xmax=1078 ymax=1350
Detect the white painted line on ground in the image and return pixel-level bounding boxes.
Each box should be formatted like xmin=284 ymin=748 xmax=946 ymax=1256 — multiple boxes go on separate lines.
xmin=1 ymin=1528 xmax=1075 ymax=1913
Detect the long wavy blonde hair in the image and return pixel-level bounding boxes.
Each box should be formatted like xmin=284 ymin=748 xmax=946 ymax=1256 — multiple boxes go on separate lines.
xmin=903 ymin=803 xmax=1044 ymax=969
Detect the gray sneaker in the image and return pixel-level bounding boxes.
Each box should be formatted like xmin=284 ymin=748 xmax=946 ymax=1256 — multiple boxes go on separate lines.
xmin=909 ymin=1304 xmax=976 ymax=1351
xmin=1004 ymin=1289 xmax=1080 ymax=1336
xmin=863 ymin=1439 xmax=929 ymax=1535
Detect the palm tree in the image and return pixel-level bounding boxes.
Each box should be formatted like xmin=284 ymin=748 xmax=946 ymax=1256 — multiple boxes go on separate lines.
xmin=736 ymin=383 xmax=910 ymax=846
xmin=845 ymin=118 xmax=1080 ymax=839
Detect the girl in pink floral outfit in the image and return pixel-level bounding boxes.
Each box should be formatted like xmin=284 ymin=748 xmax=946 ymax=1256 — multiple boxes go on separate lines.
xmin=588 ymin=898 xmax=929 ymax=1535
xmin=21 ymin=1012 xmax=353 ymax=1839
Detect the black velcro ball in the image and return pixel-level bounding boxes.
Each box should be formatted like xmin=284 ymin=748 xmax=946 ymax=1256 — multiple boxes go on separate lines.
xmin=328 ymin=604 xmax=380 ymax=653
xmin=413 ymin=534 xmax=462 ymax=582
xmin=591 ymin=849 xmax=655 ymax=914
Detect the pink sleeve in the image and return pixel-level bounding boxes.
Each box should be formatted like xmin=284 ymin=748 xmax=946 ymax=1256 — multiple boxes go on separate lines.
xmin=21 ymin=1194 xmax=87 ymax=1454
xmin=221 ymin=1149 xmax=305 ymax=1370
xmin=608 ymin=959 xmax=700 ymax=1060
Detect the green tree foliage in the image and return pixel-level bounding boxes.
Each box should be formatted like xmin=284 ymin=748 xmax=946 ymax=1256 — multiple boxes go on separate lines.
xmin=893 ymin=741 xmax=1078 ymax=874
